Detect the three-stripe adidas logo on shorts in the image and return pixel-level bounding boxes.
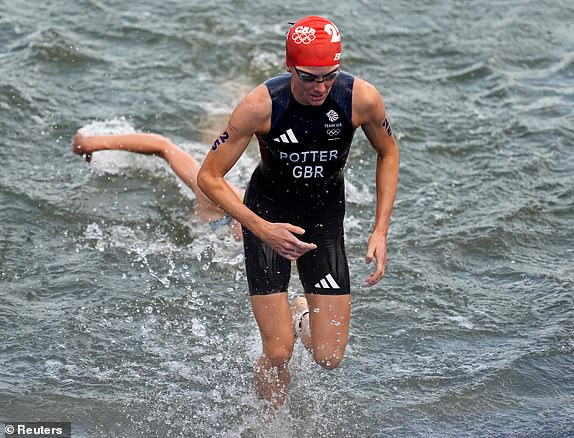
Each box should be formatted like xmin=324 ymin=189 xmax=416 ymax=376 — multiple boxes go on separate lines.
xmin=314 ymin=273 xmax=340 ymax=289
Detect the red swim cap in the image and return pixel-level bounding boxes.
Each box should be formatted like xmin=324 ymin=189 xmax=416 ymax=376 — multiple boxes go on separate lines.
xmin=286 ymin=16 xmax=342 ymax=67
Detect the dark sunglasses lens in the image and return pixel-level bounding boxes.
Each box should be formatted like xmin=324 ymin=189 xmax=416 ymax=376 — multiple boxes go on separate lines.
xmin=324 ymin=71 xmax=339 ymax=81
xmin=299 ymin=72 xmax=317 ymax=82
xmin=296 ymin=68 xmax=339 ymax=82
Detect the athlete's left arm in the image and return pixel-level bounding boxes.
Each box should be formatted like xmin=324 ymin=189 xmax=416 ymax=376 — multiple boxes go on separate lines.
xmin=353 ymin=78 xmax=399 ymax=287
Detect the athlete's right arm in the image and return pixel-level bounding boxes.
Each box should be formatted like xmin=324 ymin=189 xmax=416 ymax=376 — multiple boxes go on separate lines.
xmin=197 ymin=85 xmax=316 ymax=260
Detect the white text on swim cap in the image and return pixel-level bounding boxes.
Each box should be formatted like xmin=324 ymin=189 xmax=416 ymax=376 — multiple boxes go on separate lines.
xmin=292 ymin=26 xmax=317 ymax=45
xmin=323 ymin=23 xmax=341 ymax=43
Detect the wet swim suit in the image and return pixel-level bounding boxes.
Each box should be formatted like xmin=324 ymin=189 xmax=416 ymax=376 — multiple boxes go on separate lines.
xmin=243 ymin=72 xmax=356 ymax=296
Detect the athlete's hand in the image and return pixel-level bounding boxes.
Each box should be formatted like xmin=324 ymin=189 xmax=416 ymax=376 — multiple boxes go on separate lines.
xmin=262 ymin=222 xmax=317 ymax=261
xmin=72 ymin=130 xmax=92 ymax=163
xmin=365 ymin=230 xmax=387 ymax=286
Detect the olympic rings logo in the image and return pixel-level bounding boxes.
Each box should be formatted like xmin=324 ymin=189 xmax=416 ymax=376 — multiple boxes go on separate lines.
xmin=291 ymin=26 xmax=316 ymax=45
xmin=327 ymin=129 xmax=341 ymax=137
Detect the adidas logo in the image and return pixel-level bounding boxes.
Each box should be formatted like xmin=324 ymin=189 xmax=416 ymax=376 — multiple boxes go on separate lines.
xmin=273 ymin=128 xmax=298 ymax=143
xmin=315 ymin=273 xmax=340 ymax=289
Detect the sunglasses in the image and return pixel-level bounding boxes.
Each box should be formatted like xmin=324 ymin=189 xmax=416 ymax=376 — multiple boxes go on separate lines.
xmin=292 ymin=65 xmax=340 ymax=83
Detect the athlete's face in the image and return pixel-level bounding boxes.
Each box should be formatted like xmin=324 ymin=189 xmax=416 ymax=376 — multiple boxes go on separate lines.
xmin=289 ymin=64 xmax=340 ymax=106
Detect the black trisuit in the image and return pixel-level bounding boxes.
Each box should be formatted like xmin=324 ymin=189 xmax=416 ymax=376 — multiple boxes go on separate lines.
xmin=243 ymin=72 xmax=356 ymax=296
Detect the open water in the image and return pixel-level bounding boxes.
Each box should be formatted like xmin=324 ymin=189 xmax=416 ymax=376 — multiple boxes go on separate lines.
xmin=1 ymin=0 xmax=573 ymax=437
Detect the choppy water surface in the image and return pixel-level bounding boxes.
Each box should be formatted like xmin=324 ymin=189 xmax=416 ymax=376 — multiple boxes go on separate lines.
xmin=1 ymin=0 xmax=573 ymax=436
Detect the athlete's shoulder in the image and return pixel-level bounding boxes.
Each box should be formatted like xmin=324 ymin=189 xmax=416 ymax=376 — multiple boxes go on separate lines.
xmin=351 ymin=77 xmax=386 ymax=125
xmin=231 ymin=83 xmax=272 ymax=134
xmin=352 ymin=77 xmax=381 ymax=103
xmin=236 ymin=84 xmax=272 ymax=119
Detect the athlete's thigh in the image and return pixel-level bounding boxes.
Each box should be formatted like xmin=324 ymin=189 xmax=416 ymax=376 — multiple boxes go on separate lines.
xmin=243 ymin=226 xmax=292 ymax=295
xmin=296 ymin=208 xmax=349 ymax=295
xmin=251 ymin=292 xmax=295 ymax=356
xmin=242 ymin=183 xmax=292 ymax=295
xmin=305 ymin=293 xmax=351 ymax=361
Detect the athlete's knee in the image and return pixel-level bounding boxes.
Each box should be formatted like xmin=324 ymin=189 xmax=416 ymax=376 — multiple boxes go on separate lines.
xmin=313 ymin=350 xmax=344 ymax=370
xmin=263 ymin=343 xmax=294 ymax=367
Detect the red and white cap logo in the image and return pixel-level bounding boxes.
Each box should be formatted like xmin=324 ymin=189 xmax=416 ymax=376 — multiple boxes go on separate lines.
xmin=286 ymin=16 xmax=342 ymax=67
xmin=291 ymin=26 xmax=317 ymax=45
